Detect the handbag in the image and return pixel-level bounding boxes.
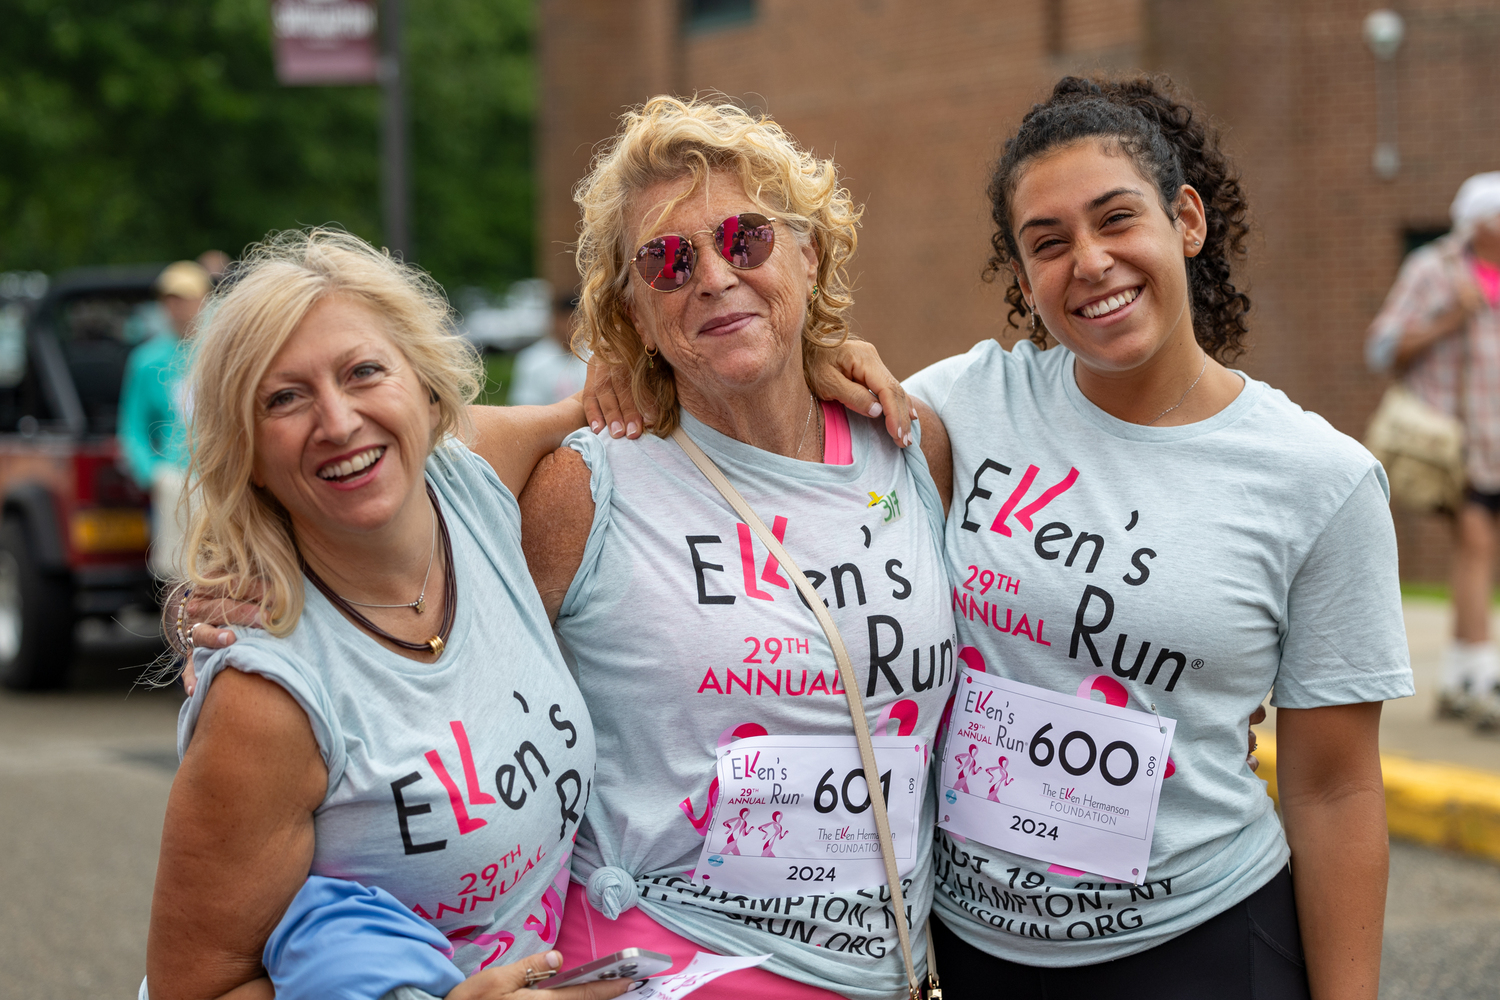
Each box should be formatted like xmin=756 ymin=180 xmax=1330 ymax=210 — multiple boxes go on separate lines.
xmin=672 ymin=427 xmax=943 ymax=1000
xmin=1364 ymin=384 xmax=1464 ymax=513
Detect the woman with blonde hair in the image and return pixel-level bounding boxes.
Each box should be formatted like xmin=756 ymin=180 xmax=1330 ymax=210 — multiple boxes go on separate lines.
xmin=514 ymin=96 xmax=956 ymax=999
xmin=145 ymin=229 xmax=628 ymax=1000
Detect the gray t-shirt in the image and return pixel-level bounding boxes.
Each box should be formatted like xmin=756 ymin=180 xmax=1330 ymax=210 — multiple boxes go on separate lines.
xmin=180 ymin=441 xmax=595 ymax=975
xmin=904 ymin=340 xmax=1413 ymax=966
xmin=557 ymin=412 xmax=956 ymax=1000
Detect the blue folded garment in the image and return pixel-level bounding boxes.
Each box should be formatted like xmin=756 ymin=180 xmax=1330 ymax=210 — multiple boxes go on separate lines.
xmin=263 ymin=876 xmax=466 ymax=1000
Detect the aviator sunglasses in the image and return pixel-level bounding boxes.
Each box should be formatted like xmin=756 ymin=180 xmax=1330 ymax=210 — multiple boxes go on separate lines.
xmin=631 ymin=213 xmax=778 ymax=291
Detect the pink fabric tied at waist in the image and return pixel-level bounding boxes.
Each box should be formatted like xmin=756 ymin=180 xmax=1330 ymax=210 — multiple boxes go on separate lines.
xmin=555 ymin=880 xmax=844 ymax=1000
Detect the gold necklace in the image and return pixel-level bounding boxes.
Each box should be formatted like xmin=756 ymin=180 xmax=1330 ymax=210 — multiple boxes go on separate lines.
xmin=1146 ymin=352 xmax=1209 ymax=425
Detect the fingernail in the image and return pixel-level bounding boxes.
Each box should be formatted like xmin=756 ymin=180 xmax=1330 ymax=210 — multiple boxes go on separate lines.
xmin=220 ymin=631 xmax=233 ymax=644
xmin=610 ymin=421 xmax=623 ymax=437
xmin=546 ymin=951 xmax=563 ymax=969
xmin=626 ymin=421 xmax=639 ymax=437
xmin=868 ymin=403 xmax=883 ymax=417
xmin=591 ymin=420 xmax=601 ymax=432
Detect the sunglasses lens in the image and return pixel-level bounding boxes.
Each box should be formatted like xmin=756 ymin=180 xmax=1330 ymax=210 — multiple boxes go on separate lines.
xmin=716 ymin=213 xmax=775 ymax=268
xmin=634 ymin=234 xmax=695 ymax=290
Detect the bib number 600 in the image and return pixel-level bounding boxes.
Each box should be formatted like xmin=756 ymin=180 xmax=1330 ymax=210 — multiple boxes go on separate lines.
xmin=1028 ymin=723 xmax=1139 ymax=787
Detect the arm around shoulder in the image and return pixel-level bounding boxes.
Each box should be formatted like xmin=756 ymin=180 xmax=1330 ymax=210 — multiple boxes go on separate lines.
xmin=147 ymin=668 xmax=326 ymax=1000
xmin=469 ymin=397 xmax=588 ymax=497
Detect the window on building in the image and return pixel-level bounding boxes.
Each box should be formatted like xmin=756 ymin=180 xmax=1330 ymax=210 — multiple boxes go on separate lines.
xmin=684 ymin=0 xmax=755 ymax=33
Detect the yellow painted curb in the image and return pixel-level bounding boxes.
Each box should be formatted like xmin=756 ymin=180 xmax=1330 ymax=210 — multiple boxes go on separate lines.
xmin=1258 ymin=734 xmax=1500 ymax=863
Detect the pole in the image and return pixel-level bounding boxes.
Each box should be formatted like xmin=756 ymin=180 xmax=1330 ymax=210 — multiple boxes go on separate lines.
xmin=380 ymin=0 xmax=410 ymax=258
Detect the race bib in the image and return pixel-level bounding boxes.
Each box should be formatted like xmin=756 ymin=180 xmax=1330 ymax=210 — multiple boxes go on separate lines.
xmin=938 ymin=670 xmax=1175 ymax=884
xmin=695 ymin=734 xmax=928 ymax=896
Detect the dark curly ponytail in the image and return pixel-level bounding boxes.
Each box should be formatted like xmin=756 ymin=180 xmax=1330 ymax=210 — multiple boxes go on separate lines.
xmin=984 ymin=75 xmax=1251 ymax=362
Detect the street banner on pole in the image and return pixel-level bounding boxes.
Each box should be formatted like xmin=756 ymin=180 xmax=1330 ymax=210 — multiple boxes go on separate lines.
xmin=271 ymin=0 xmax=379 ymax=85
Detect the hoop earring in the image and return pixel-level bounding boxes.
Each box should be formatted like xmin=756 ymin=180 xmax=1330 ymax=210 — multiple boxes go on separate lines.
xmin=644 ymin=342 xmax=658 ymax=369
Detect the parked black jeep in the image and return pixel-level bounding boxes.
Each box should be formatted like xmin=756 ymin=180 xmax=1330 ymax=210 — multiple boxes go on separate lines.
xmin=0 ymin=265 xmax=163 ymax=690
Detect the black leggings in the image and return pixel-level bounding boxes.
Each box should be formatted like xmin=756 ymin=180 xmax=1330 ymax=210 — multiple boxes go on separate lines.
xmin=929 ymin=866 xmax=1310 ymax=1000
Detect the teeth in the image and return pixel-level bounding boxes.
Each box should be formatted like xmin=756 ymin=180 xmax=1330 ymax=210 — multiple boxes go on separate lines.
xmin=319 ymin=446 xmax=384 ymax=480
xmin=1081 ymin=287 xmax=1139 ymax=319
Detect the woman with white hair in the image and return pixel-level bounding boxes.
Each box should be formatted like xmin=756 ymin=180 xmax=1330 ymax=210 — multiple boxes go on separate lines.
xmin=145 ymin=230 xmax=630 ymax=1000
xmin=1368 ymin=171 xmax=1500 ymax=728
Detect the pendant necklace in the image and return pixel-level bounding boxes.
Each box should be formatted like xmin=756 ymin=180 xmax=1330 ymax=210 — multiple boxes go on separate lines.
xmin=300 ymin=484 xmax=457 ymax=656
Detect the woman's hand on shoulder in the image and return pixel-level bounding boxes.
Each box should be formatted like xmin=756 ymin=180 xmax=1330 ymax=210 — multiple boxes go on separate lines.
xmin=809 ymin=339 xmax=914 ymax=448
xmin=147 ymin=669 xmax=325 ymax=1000
xmin=582 ymin=360 xmax=649 ymax=440
xmin=519 ymin=446 xmax=595 ymax=622
xmin=447 ymin=950 xmax=631 ymax=1000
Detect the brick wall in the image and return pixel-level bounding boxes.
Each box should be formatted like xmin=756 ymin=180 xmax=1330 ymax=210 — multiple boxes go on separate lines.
xmin=537 ymin=0 xmax=1500 ymax=581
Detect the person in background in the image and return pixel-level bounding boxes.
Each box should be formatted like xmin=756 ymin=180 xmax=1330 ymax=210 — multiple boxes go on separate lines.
xmin=507 ymin=291 xmax=589 ymax=406
xmin=118 ymin=259 xmax=212 ymax=579
xmin=1368 ymin=172 xmax=1500 ymax=728
xmin=198 ymin=249 xmax=232 ymax=285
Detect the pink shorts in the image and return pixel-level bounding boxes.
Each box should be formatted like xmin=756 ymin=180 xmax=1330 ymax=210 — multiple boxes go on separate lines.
xmin=555 ymin=881 xmax=844 ymax=999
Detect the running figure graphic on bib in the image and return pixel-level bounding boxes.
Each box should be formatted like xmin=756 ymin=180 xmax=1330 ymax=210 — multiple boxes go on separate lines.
xmin=758 ymin=811 xmax=789 ymax=858
xmin=953 ymin=744 xmax=981 ymax=794
xmin=722 ymin=808 xmax=752 ymax=855
xmin=985 ymin=757 xmax=1014 ymax=802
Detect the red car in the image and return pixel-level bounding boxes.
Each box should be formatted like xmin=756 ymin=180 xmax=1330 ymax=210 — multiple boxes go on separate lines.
xmin=0 ymin=266 xmax=161 ymax=689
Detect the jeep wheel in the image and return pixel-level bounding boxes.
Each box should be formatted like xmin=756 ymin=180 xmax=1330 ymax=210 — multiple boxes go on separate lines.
xmin=0 ymin=518 xmax=75 ymax=690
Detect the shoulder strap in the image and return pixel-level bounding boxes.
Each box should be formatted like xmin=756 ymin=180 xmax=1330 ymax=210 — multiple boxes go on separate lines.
xmin=671 ymin=427 xmax=924 ymax=1000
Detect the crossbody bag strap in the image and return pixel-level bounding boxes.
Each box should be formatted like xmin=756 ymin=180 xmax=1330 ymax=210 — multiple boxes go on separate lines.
xmin=671 ymin=427 xmax=925 ymax=1000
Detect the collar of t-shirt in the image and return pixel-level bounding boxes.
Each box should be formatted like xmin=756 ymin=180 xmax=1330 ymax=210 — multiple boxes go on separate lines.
xmin=1058 ymin=357 xmax=1261 ymax=442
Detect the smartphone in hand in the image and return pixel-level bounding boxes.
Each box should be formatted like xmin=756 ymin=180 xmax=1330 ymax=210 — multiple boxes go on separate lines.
xmin=538 ymin=948 xmax=673 ymax=989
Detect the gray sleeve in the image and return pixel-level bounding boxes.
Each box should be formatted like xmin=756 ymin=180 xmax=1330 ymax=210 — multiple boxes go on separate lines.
xmin=902 ymin=349 xmax=980 ymax=415
xmin=557 ymin=429 xmax=616 ymax=620
xmin=1271 ymin=467 xmax=1415 ymax=708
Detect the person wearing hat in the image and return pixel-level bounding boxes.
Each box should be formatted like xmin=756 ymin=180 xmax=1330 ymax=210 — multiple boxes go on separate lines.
xmin=1369 ymin=172 xmax=1500 ymax=729
xmin=118 ymin=259 xmax=213 ymax=579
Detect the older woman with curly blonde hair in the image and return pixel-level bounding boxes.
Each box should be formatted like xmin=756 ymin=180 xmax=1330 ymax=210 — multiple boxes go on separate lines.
xmin=146 ymin=230 xmax=628 ymax=1000
xmin=518 ymin=96 xmax=956 ymax=999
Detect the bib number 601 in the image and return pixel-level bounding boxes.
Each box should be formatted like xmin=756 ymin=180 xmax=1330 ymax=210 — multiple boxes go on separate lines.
xmin=814 ymin=767 xmax=893 ymax=814
xmin=1028 ymin=723 xmax=1139 ymax=787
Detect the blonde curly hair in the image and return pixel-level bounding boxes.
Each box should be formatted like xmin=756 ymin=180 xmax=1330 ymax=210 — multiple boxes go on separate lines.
xmin=181 ymin=229 xmax=482 ymax=637
xmin=572 ymin=95 xmax=862 ymax=436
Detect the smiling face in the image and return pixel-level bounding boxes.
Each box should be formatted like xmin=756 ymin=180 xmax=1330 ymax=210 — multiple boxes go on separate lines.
xmin=624 ymin=171 xmax=819 ymax=404
xmin=252 ymin=295 xmax=438 ymax=546
xmin=1009 ymin=140 xmax=1205 ymax=377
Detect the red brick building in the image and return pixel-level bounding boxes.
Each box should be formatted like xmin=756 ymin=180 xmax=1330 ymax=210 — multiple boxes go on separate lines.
xmin=537 ymin=0 xmax=1500 ymax=580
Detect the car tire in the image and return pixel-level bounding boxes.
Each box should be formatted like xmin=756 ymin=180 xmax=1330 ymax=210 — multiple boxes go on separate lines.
xmin=0 ymin=517 xmax=75 ymax=690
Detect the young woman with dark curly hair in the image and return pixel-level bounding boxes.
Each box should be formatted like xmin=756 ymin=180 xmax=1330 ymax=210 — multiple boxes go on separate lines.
xmin=886 ymin=75 xmax=1413 ymax=1000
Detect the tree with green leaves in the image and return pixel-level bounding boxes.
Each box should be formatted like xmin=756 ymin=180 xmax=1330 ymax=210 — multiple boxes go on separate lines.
xmin=0 ymin=0 xmax=534 ymax=294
